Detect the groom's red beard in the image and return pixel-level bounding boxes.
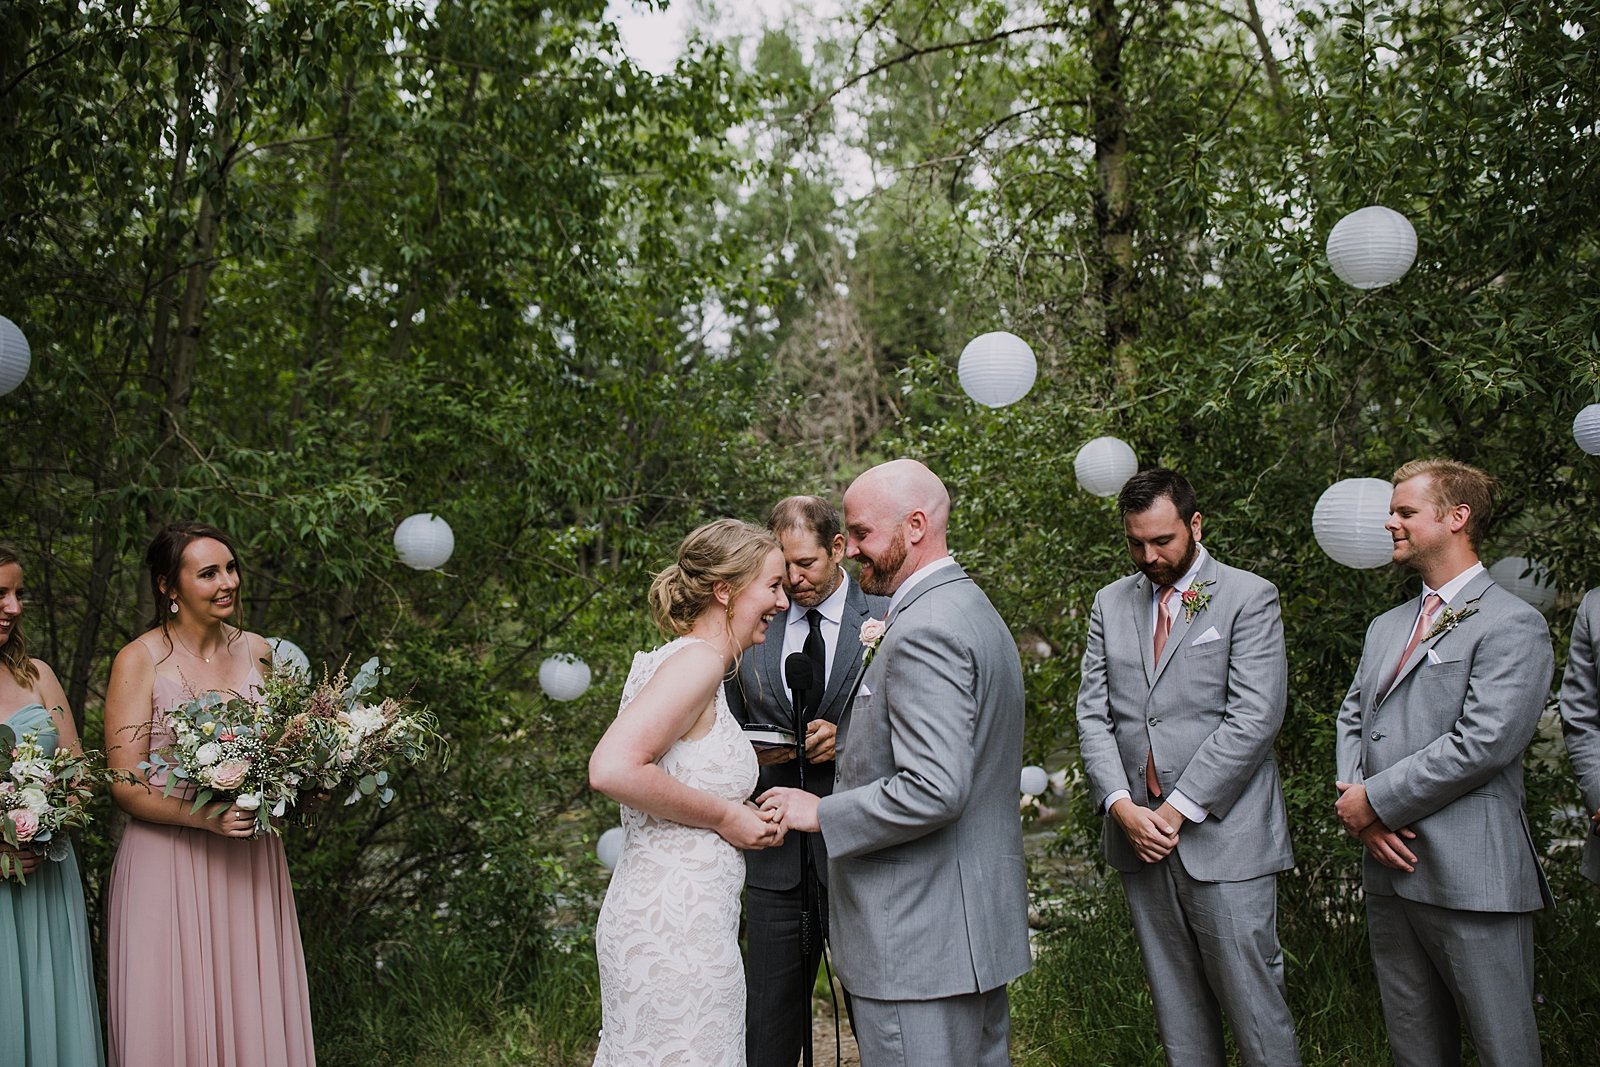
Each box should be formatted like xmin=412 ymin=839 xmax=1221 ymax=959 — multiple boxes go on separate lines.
xmin=857 ymin=530 xmax=908 ymax=596
xmin=1136 ymin=532 xmax=1199 ymax=588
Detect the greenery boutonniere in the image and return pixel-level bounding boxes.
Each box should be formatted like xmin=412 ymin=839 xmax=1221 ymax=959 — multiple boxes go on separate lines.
xmin=859 ymin=617 xmax=888 ymax=668
xmin=1425 ymin=604 xmax=1478 ymax=641
xmin=1180 ymin=580 xmax=1214 ymax=623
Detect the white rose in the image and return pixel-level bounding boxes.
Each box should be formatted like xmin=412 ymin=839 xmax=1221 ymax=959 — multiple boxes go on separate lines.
xmin=194 ymin=742 xmax=222 ymax=767
xmin=341 ymin=705 xmax=388 ymax=741
xmin=233 ymin=792 xmax=262 ymax=811
xmin=17 ymin=787 xmax=49 ymax=816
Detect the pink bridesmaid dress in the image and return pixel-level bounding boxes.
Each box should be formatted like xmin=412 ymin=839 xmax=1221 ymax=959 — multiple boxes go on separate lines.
xmin=106 ymin=666 xmax=315 ymax=1067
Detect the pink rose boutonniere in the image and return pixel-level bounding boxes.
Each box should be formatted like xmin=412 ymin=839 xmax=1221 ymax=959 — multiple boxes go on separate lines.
xmin=1180 ymin=580 xmax=1214 ymax=623
xmin=859 ymin=617 xmax=889 ymax=668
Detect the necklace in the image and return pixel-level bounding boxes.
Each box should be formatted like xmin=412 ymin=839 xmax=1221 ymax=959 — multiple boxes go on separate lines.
xmin=172 ymin=628 xmax=220 ymax=664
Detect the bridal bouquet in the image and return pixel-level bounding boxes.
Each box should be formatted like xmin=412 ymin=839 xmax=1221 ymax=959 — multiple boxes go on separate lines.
xmin=142 ymin=688 xmax=314 ymax=836
xmin=0 ymin=724 xmax=98 ymax=883
xmin=264 ymin=656 xmax=435 ymax=810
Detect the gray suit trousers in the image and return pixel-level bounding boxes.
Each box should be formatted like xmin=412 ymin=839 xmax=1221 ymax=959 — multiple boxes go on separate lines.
xmin=1366 ymin=894 xmax=1539 ymax=1067
xmin=849 ymin=986 xmax=1009 ymax=1067
xmin=1121 ymin=856 xmax=1301 ymax=1067
xmin=744 ymin=881 xmax=828 ymax=1067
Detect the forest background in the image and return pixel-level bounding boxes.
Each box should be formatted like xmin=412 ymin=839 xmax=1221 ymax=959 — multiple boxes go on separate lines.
xmin=2 ymin=0 xmax=1598 ymax=1063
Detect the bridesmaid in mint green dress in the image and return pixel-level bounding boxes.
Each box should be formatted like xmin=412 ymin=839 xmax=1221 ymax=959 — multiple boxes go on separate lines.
xmin=0 ymin=545 xmax=105 ymax=1067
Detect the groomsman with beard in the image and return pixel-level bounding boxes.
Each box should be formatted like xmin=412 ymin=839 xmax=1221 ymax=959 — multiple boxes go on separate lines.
xmin=1336 ymin=459 xmax=1553 ymax=1066
xmin=1074 ymin=468 xmax=1300 ymax=1067
xmin=757 ymin=460 xmax=1031 ymax=1067
xmin=726 ymin=496 xmax=887 ymax=1067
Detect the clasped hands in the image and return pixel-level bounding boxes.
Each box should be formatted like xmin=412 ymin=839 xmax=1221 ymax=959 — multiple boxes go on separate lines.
xmin=754 ymin=786 xmax=822 ymax=835
xmin=1110 ymin=798 xmax=1188 ymax=864
xmin=1335 ymin=780 xmax=1418 ymax=872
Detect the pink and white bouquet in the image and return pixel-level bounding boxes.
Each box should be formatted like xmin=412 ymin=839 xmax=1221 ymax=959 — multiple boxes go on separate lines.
xmin=142 ymin=688 xmax=314 ymax=836
xmin=267 ymin=656 xmax=435 ymax=810
xmin=0 ymin=724 xmax=97 ymax=883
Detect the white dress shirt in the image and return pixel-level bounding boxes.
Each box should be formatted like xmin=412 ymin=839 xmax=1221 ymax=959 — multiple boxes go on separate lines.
xmin=780 ymin=570 xmax=853 ymax=691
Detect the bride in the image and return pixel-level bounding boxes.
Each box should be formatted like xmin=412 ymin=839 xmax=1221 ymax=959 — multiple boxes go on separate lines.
xmin=588 ymin=519 xmax=790 ymax=1065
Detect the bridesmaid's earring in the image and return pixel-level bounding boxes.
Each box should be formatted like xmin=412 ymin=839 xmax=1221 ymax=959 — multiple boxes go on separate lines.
xmin=169 ymin=599 xmax=180 ymax=614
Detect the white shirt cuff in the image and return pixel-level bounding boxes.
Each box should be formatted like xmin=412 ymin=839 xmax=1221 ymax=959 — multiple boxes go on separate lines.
xmin=1102 ymin=788 xmax=1131 ymax=814
xmin=1167 ymin=789 xmax=1208 ymax=823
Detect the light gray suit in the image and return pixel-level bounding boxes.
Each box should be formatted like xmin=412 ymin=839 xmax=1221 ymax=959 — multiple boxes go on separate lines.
xmin=818 ymin=563 xmax=1030 ymax=1067
xmin=1076 ymin=552 xmax=1300 ymax=1067
xmin=1558 ymin=587 xmax=1600 ymax=886
xmin=1336 ymin=570 xmax=1554 ymax=1067
xmin=724 ymin=576 xmax=889 ymax=1067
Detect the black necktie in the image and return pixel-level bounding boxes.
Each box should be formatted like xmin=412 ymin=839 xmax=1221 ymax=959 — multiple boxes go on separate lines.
xmin=803 ymin=609 xmax=827 ymax=719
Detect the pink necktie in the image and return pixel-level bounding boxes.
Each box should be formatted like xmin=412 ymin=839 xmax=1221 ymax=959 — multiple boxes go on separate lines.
xmin=1147 ymin=586 xmax=1176 ymax=798
xmin=1386 ymin=592 xmax=1443 ymax=694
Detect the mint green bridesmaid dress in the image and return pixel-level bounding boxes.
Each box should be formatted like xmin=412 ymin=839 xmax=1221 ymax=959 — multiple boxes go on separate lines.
xmin=0 ymin=702 xmax=105 ymax=1066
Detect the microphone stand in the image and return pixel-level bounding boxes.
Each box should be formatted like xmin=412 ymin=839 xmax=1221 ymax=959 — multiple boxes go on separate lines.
xmin=785 ymin=654 xmax=817 ymax=1067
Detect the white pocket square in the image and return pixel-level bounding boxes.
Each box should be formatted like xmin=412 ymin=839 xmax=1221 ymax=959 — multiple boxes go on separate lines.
xmin=858 ymin=683 xmax=872 ymax=698
xmin=1191 ymin=626 xmax=1222 ymax=646
xmin=1426 ymin=648 xmax=1442 ymax=665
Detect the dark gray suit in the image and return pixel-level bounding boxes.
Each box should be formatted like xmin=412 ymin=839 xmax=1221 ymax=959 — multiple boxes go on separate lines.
xmin=1076 ymin=552 xmax=1299 ymax=1066
xmin=1336 ymin=570 xmax=1554 ymax=1067
xmin=819 ymin=563 xmax=1031 ymax=1067
xmin=1558 ymin=587 xmax=1600 ymax=886
xmin=725 ymin=576 xmax=887 ymax=1067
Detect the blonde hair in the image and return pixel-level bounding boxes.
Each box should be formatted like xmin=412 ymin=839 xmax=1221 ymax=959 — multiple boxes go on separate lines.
xmin=649 ymin=519 xmax=779 ymax=638
xmin=1392 ymin=458 xmax=1499 ymax=549
xmin=0 ymin=543 xmax=40 ymax=688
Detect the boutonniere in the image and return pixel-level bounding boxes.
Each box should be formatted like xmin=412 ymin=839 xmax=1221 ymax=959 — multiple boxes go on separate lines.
xmin=859 ymin=617 xmax=888 ymax=668
xmin=1179 ymin=580 xmax=1213 ymax=623
xmin=1425 ymin=605 xmax=1478 ymax=641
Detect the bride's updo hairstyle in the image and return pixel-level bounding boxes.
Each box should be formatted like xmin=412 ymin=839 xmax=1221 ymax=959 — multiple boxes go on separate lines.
xmin=649 ymin=519 xmax=779 ymax=638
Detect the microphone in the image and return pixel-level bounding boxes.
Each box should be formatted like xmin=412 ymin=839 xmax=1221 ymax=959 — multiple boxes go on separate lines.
xmin=785 ymin=652 xmax=815 ymax=699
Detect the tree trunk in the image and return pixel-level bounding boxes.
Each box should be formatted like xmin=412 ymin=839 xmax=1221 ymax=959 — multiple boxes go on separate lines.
xmin=1090 ymin=0 xmax=1138 ymax=393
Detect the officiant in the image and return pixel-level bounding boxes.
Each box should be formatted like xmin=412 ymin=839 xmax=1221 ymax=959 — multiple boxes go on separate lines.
xmin=725 ymin=495 xmax=888 ymax=1067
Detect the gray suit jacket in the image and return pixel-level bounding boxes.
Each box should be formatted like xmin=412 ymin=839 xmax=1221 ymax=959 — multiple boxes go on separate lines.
xmin=1558 ymin=587 xmax=1600 ymax=885
xmin=1336 ymin=571 xmax=1554 ymax=912
xmin=724 ymin=576 xmax=888 ymax=891
xmin=817 ymin=564 xmax=1031 ymax=1001
xmin=1076 ymin=553 xmax=1294 ymax=881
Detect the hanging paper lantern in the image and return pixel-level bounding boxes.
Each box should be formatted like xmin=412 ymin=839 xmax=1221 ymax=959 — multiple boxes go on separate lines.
xmin=1074 ymin=436 xmax=1138 ymax=498
xmin=957 ymin=331 xmax=1037 ymax=408
xmin=596 ymin=826 xmax=624 ymax=870
xmin=0 ymin=316 xmax=30 ymax=396
xmin=1325 ymin=206 xmax=1418 ymax=289
xmin=266 ymin=637 xmax=311 ymax=680
xmin=1313 ymin=477 xmax=1395 ymax=569
xmin=1019 ymin=765 xmax=1049 ymax=797
xmin=540 ymin=654 xmax=592 ymax=702
xmin=1489 ymin=556 xmax=1557 ymax=613
xmin=393 ymin=513 xmax=454 ymax=570
xmin=1573 ymin=405 xmax=1600 ymax=456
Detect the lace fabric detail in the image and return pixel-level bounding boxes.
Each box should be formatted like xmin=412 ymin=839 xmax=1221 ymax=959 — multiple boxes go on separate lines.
xmin=593 ymin=637 xmax=757 ymax=1066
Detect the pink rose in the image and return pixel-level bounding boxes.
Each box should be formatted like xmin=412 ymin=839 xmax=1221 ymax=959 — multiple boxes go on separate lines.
xmin=860 ymin=618 xmax=888 ymax=647
xmin=8 ymin=808 xmax=39 ymax=842
xmin=206 ymin=759 xmax=251 ymax=791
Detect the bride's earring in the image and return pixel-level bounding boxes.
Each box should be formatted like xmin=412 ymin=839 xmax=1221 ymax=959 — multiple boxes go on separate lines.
xmin=169 ymin=599 xmax=179 ymax=614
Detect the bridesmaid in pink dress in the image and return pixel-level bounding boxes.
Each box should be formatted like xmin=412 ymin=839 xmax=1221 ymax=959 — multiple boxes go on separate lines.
xmin=103 ymin=521 xmax=315 ymax=1067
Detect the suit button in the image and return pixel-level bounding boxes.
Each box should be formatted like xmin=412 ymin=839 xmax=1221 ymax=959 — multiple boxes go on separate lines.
xmin=1371 ymin=732 xmax=1383 ymax=741
xmin=1148 ymin=718 xmax=1158 ymax=726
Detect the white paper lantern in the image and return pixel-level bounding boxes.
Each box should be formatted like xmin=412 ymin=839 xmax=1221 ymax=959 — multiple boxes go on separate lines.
xmin=1489 ymin=556 xmax=1557 ymax=613
xmin=1313 ymin=477 xmax=1396 ymax=569
xmin=1573 ymin=405 xmax=1600 ymax=456
xmin=1325 ymin=206 xmax=1418 ymax=289
xmin=596 ymin=826 xmax=624 ymax=870
xmin=1019 ymin=765 xmax=1049 ymax=797
xmin=266 ymin=637 xmax=311 ymax=680
xmin=1074 ymin=436 xmax=1138 ymax=498
xmin=393 ymin=513 xmax=454 ymax=570
xmin=540 ymin=654 xmax=592 ymax=702
xmin=0 ymin=316 xmax=30 ymax=396
xmin=957 ymin=331 xmax=1037 ymax=408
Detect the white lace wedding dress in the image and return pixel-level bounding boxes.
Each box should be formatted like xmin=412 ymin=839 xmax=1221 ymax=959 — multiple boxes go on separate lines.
xmin=593 ymin=637 xmax=757 ymax=1066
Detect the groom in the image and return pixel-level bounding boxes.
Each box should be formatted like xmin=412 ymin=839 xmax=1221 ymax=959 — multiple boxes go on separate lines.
xmin=760 ymin=459 xmax=1031 ymax=1067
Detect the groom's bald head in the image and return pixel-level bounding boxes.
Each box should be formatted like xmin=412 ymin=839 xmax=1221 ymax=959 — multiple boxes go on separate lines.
xmin=842 ymin=460 xmax=951 ymax=595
